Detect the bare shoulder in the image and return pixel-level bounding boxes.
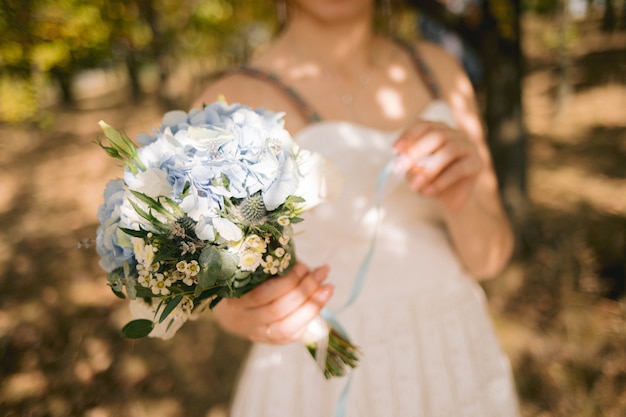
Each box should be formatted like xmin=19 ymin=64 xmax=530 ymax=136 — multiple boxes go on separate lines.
xmin=415 ymin=41 xmax=485 ymax=143
xmin=415 ymin=41 xmax=472 ymax=95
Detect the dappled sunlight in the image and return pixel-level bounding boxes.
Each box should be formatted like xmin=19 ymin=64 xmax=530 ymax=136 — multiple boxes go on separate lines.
xmin=288 ymin=61 xmax=324 ymax=80
xmin=387 ymin=63 xmax=407 ymax=82
xmin=0 ymin=12 xmax=624 ymax=417
xmin=0 ymin=91 xmax=250 ymax=417
xmin=1 ymin=371 xmax=49 ymax=402
xmin=376 ymin=87 xmax=405 ymax=120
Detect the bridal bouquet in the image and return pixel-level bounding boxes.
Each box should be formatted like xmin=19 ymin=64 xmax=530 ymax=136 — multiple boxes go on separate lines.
xmin=95 ymin=100 xmax=358 ymax=378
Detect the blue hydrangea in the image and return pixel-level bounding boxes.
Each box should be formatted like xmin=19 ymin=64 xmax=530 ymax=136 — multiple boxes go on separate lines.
xmin=96 ymin=179 xmax=135 ymax=272
xmin=97 ymin=101 xmax=302 ymax=271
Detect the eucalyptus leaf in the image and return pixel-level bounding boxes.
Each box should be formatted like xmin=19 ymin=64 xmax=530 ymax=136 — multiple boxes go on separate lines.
xmin=199 ymin=246 xmax=222 ymax=269
xmin=197 ymin=266 xmax=218 ymax=289
xmin=122 ymin=319 xmax=154 ymax=339
xmin=159 ymin=295 xmax=183 ymax=323
xmin=217 ymin=250 xmax=238 ymax=281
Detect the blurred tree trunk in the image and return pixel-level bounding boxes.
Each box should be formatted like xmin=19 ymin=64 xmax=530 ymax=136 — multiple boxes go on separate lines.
xmin=555 ymin=0 xmax=572 ymax=116
xmin=408 ymin=0 xmax=528 ymax=231
xmin=602 ymin=0 xmax=617 ymax=32
xmin=50 ymin=67 xmax=75 ymax=105
xmin=125 ymin=48 xmax=142 ymax=102
xmin=137 ymin=0 xmax=170 ymax=87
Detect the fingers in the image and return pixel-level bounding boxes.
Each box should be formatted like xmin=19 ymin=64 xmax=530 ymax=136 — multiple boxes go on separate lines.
xmin=262 ymin=283 xmax=334 ymax=344
xmin=213 ymin=263 xmax=334 ymax=345
xmin=420 ymin=152 xmax=482 ymax=197
xmin=251 ymin=265 xmax=331 ymax=324
xmin=394 ymin=121 xmax=481 ymax=198
xmin=239 ymin=263 xmax=309 ymax=308
xmin=394 ymin=122 xmax=446 ymax=164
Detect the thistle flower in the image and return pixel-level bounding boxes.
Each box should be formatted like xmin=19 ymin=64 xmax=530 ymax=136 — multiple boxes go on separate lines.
xmin=238 ymin=193 xmax=268 ymax=225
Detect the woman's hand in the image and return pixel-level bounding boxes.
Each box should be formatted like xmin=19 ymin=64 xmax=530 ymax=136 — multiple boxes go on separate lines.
xmin=393 ymin=121 xmax=483 ymax=212
xmin=212 ymin=262 xmax=333 ymax=344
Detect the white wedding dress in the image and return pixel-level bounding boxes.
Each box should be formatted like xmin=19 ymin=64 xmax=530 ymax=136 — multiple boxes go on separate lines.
xmin=229 ymin=101 xmax=520 ymax=417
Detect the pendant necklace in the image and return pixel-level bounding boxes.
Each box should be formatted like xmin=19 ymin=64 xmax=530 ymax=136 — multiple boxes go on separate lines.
xmin=322 ymin=70 xmax=371 ymax=106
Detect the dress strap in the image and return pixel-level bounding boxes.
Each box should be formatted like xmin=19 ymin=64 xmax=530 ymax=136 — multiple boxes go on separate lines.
xmin=393 ymin=39 xmax=441 ymax=100
xmin=224 ymin=66 xmax=323 ymax=123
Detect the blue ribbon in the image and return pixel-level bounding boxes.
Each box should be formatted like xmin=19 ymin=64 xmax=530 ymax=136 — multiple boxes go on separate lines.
xmin=321 ymin=157 xmax=397 ymax=417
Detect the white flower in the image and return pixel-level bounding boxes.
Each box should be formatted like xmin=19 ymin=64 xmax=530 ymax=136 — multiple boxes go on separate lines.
xmin=182 ymin=275 xmax=197 ymax=286
xmin=239 ymin=250 xmax=262 ymax=272
xmin=150 ymin=273 xmax=172 ymax=295
xmin=294 ymin=149 xmax=344 ymax=209
xmin=195 ymin=216 xmax=216 ymax=241
xmin=261 ymin=255 xmax=279 ymax=275
xmin=180 ymin=195 xmax=218 ymax=222
xmin=277 ymin=216 xmax=290 ymax=226
xmin=274 ymin=247 xmax=286 ymax=258
xmin=279 ymin=235 xmax=290 ymax=246
xmin=280 ymin=253 xmax=292 ymax=272
xmin=262 ymin=153 xmax=300 ymax=210
xmin=125 ymin=167 xmax=173 ymax=198
xmin=213 ymin=217 xmax=243 ymax=242
xmin=187 ymin=260 xmax=200 ymax=277
xmin=171 ymin=270 xmax=185 ymax=282
xmin=184 ymin=125 xmax=234 ymax=152
xmin=131 ymin=238 xmax=157 ymax=267
xmin=138 ymin=274 xmax=152 ymax=288
xmin=176 ymin=260 xmax=188 ymax=272
xmin=243 ymin=234 xmax=267 ymax=253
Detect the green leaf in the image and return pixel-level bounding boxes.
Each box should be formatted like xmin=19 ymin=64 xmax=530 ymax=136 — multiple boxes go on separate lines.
xmin=194 ymin=287 xmax=220 ymax=304
xmin=129 ymin=191 xmax=177 ymax=221
xmin=159 ymin=295 xmax=183 ymax=323
xmin=209 ymin=295 xmax=223 ymax=309
xmin=198 ymin=246 xmax=221 ymax=288
xmin=289 ymin=216 xmax=304 ymax=224
xmin=128 ymin=199 xmax=168 ymax=230
xmin=218 ymin=250 xmax=238 ymax=280
xmin=197 ymin=267 xmax=217 ymax=289
xmin=111 ymin=288 xmax=126 ymax=299
xmin=129 ymin=190 xmax=160 ymax=206
xmin=122 ymin=319 xmax=154 ymax=339
xmin=258 ymin=223 xmax=282 ymax=238
xmin=285 ymin=195 xmax=305 ymax=204
xmin=119 ymin=227 xmax=150 ymax=239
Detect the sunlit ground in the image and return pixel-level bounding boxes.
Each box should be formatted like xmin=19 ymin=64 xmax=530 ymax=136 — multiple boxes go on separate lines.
xmin=1 ymin=16 xmax=625 ymax=417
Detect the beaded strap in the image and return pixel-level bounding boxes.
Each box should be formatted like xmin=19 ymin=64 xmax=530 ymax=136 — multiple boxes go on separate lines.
xmin=393 ymin=38 xmax=441 ymax=99
xmin=225 ymin=66 xmax=322 ymax=123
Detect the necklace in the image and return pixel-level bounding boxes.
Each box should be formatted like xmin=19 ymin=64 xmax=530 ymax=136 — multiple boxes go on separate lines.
xmin=322 ymin=70 xmax=371 ymax=106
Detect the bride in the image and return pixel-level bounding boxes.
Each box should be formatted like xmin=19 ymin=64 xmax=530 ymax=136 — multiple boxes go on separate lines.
xmin=194 ymin=0 xmax=520 ymax=416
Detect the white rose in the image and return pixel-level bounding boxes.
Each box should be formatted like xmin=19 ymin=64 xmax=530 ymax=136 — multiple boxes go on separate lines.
xmin=125 ymin=167 xmax=172 ymax=198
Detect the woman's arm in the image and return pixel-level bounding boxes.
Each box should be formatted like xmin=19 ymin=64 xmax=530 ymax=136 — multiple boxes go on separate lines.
xmin=394 ymin=42 xmax=514 ymax=279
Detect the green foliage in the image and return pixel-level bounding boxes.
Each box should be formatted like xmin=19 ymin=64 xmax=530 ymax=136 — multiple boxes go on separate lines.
xmin=122 ymin=318 xmax=155 ymax=338
xmin=523 ymin=0 xmax=560 ymax=15
xmin=0 ymin=0 xmax=276 ymax=123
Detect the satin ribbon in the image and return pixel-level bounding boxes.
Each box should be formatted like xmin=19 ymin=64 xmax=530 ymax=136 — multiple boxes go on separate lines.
xmin=321 ymin=156 xmax=399 ymax=417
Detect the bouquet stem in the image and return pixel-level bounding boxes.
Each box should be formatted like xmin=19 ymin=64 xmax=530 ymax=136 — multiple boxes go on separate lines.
xmin=302 ymin=316 xmax=360 ymax=379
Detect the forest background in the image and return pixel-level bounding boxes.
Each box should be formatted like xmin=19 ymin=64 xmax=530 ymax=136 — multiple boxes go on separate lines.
xmin=0 ymin=0 xmax=624 ymax=416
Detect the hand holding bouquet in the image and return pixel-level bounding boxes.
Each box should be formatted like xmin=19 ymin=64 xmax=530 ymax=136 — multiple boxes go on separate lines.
xmin=95 ymin=100 xmax=359 ymax=378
